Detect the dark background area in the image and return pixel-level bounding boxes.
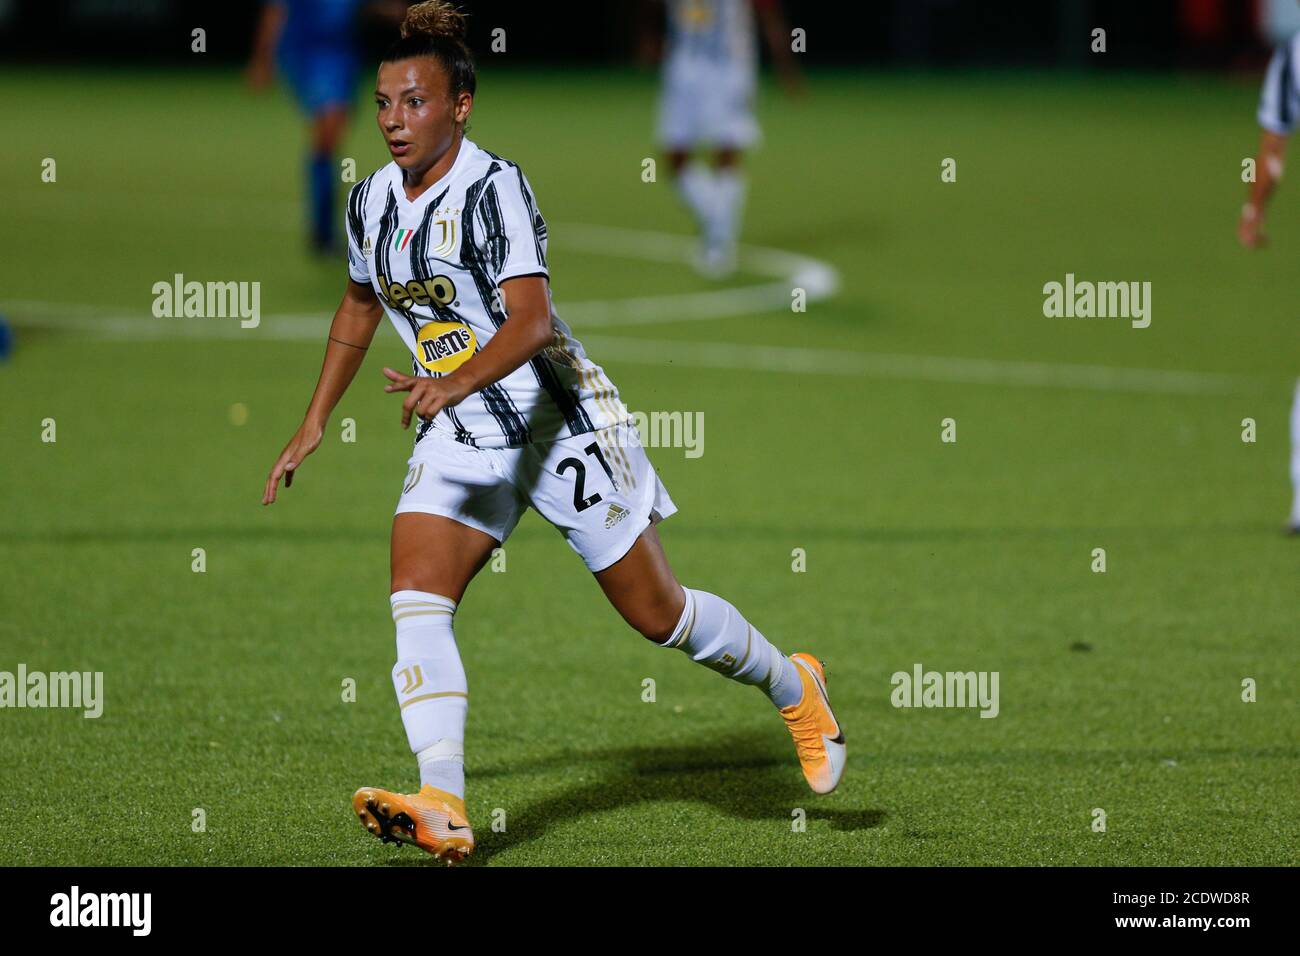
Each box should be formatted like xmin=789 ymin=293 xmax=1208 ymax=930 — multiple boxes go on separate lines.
xmin=0 ymin=0 xmax=1279 ymax=68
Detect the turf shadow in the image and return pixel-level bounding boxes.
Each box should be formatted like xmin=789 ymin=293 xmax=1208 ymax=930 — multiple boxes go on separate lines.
xmin=405 ymin=730 xmax=884 ymax=865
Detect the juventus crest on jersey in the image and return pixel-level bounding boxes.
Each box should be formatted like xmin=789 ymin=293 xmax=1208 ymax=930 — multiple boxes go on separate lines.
xmin=346 ymin=138 xmax=630 ymax=448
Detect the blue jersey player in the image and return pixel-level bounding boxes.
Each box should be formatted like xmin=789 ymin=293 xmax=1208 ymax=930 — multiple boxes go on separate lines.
xmin=247 ymin=0 xmax=383 ymax=254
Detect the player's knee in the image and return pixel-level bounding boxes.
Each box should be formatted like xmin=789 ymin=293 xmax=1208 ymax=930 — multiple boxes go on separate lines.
xmin=312 ymin=109 xmax=347 ymax=152
xmin=632 ymin=589 xmax=687 ymax=645
xmin=391 ymin=571 xmax=447 ymax=597
xmin=391 ymin=575 xmax=422 ymax=594
xmin=637 ymin=615 xmax=678 ymax=645
xmin=314 ymin=128 xmax=341 ymax=154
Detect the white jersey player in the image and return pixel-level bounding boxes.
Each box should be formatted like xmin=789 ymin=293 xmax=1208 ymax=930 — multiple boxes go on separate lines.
xmin=1239 ymin=27 xmax=1300 ymax=533
xmin=643 ymin=0 xmax=803 ymax=276
xmin=263 ymin=1 xmax=846 ymax=863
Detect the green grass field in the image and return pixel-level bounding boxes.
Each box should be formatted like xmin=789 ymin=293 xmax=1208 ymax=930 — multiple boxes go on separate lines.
xmin=0 ymin=66 xmax=1297 ymax=866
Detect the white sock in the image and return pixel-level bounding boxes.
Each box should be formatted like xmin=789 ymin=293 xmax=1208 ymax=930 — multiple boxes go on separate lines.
xmin=660 ymin=587 xmax=803 ymax=709
xmin=674 ymin=162 xmax=717 ymax=235
xmin=1291 ymin=379 xmax=1300 ymax=523
xmin=709 ymin=167 xmax=746 ymax=249
xmin=390 ymin=590 xmax=467 ymax=799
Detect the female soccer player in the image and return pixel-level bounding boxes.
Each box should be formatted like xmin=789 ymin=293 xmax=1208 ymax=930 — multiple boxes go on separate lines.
xmin=247 ymin=0 xmax=378 ymax=254
xmin=641 ymin=0 xmax=803 ymax=277
xmin=1239 ymin=24 xmax=1300 ymax=534
xmin=262 ymin=1 xmax=844 ymax=863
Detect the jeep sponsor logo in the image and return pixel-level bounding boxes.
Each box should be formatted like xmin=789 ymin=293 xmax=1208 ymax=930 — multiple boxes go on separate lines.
xmin=377 ymin=272 xmax=457 ymax=312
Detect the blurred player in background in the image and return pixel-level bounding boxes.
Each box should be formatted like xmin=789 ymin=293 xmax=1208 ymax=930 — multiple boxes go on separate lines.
xmin=1238 ymin=21 xmax=1300 ymax=533
xmin=247 ymin=0 xmax=405 ymax=254
xmin=640 ymin=0 xmax=803 ymax=277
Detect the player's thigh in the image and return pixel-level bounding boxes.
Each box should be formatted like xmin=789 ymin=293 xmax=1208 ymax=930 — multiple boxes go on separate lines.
xmin=657 ymin=57 xmax=704 ymax=153
xmin=705 ymin=66 xmax=759 ymax=151
xmin=593 ymin=524 xmax=685 ymax=644
xmin=390 ymin=512 xmax=498 ymax=603
xmin=523 ymin=423 xmax=683 ymax=641
xmin=391 ymin=432 xmax=524 ymax=600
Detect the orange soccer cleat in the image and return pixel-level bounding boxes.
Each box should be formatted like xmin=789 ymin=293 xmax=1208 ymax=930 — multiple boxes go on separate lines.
xmin=779 ymin=653 xmax=846 ymax=794
xmin=352 ymin=784 xmax=474 ymax=864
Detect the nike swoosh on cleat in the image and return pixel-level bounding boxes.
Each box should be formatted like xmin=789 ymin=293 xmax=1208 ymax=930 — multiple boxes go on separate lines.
xmin=447 ymin=821 xmax=469 ymax=831
xmin=799 ymin=659 xmax=842 ymax=739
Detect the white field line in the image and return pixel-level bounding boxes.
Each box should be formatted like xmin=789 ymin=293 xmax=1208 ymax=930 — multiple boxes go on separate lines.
xmin=579 ymin=337 xmax=1245 ymax=395
xmin=550 ymin=223 xmax=840 ymax=326
xmin=0 ymin=224 xmax=1248 ymax=395
xmin=3 ymin=301 xmax=1246 ymax=395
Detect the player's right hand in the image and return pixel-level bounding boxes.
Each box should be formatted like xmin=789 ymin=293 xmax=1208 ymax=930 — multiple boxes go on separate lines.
xmin=1238 ymin=204 xmax=1267 ymax=249
xmin=262 ymin=420 xmax=324 ymax=505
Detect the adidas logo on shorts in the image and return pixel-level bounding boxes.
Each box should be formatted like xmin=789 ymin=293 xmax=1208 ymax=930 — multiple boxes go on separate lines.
xmin=605 ymin=503 xmax=629 ymax=529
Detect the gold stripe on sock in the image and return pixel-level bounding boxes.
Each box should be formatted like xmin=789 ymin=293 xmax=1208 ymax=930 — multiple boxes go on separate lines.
xmin=393 ymin=608 xmax=453 ymax=622
xmin=733 ymin=625 xmax=753 ymax=675
xmin=400 ymin=690 xmax=468 ymax=710
xmin=671 ymin=594 xmax=697 ymax=648
xmin=760 ymin=645 xmax=785 ymax=693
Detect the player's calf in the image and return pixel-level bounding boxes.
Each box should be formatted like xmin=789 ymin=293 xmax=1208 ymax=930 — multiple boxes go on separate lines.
xmin=656 ymin=587 xmax=803 ymax=710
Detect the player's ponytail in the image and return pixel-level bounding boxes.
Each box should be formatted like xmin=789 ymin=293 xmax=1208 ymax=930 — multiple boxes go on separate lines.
xmin=382 ymin=0 xmax=476 ymax=96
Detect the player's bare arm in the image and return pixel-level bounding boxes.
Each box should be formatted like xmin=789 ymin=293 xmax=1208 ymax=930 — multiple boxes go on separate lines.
xmin=381 ymin=274 xmax=553 ymax=429
xmin=262 ymin=277 xmax=385 ymax=505
xmin=634 ymin=0 xmax=663 ymax=67
xmin=754 ymin=0 xmax=804 ymax=96
xmin=244 ymin=2 xmax=285 ymax=91
xmin=1240 ymin=129 xmax=1288 ymax=249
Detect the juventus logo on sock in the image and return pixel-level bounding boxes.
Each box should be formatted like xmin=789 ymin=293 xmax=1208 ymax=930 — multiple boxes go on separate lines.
xmin=397 ymin=665 xmax=425 ymax=694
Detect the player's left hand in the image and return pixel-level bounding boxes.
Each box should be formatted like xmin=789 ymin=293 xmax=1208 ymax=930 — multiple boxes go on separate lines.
xmin=382 ymin=367 xmax=471 ymax=429
xmin=1238 ymin=203 xmax=1267 ymax=249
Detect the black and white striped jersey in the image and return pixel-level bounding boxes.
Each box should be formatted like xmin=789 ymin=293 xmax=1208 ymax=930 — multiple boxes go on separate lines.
xmin=346 ymin=138 xmax=630 ymax=448
xmin=1259 ymin=31 xmax=1300 ymax=134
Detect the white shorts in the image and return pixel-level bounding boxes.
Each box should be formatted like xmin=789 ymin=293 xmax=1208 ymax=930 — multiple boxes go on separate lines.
xmin=395 ymin=421 xmax=678 ymax=573
xmin=657 ymin=56 xmax=759 ymax=151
